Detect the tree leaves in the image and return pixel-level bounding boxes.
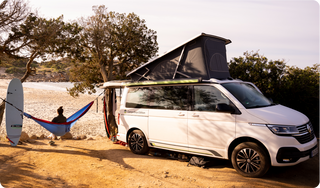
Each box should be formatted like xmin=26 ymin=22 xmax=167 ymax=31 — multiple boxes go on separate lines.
xmin=67 ymin=5 xmax=158 ymax=96
xmin=229 ymin=51 xmax=319 ymax=136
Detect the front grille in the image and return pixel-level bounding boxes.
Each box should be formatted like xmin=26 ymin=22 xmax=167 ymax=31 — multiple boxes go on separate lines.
xmin=293 ymin=122 xmax=315 ymax=144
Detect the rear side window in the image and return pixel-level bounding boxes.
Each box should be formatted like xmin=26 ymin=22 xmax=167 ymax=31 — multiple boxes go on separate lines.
xmin=126 ymin=87 xmax=150 ymax=108
xmin=193 ymin=85 xmax=230 ymax=112
xmin=126 ymin=86 xmax=189 ymax=110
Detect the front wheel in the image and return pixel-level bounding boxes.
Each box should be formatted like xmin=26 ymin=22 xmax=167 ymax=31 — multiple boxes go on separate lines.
xmin=231 ymin=142 xmax=270 ymax=178
xmin=128 ymin=130 xmax=149 ymax=155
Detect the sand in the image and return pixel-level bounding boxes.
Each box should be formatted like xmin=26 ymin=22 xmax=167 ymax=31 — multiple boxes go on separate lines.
xmin=0 ymin=79 xmax=319 ymax=188
xmin=0 ymin=79 xmax=106 ymax=138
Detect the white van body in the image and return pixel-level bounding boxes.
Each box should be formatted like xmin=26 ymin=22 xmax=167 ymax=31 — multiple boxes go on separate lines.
xmin=103 ymin=78 xmax=318 ymax=177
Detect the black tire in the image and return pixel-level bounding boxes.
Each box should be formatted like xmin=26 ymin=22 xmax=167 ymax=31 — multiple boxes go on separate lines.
xmin=231 ymin=142 xmax=270 ymax=178
xmin=128 ymin=130 xmax=149 ymax=155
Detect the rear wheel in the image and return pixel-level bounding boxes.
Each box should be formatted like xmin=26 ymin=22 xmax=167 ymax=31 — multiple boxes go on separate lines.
xmin=231 ymin=142 xmax=270 ymax=178
xmin=128 ymin=130 xmax=149 ymax=155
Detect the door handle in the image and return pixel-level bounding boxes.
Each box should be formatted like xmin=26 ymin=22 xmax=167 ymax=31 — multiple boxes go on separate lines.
xmin=178 ymin=113 xmax=185 ymax=116
xmin=192 ymin=113 xmax=199 ymax=117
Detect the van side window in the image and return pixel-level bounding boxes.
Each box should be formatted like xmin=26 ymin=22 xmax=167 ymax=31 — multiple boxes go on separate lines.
xmin=126 ymin=86 xmax=189 ymax=110
xmin=149 ymin=86 xmax=189 ymax=110
xmin=194 ymin=86 xmax=230 ymax=112
xmin=126 ymin=87 xmax=150 ymax=108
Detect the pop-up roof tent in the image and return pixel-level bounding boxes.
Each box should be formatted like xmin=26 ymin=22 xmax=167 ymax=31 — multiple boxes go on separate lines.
xmin=127 ymin=33 xmax=232 ymax=81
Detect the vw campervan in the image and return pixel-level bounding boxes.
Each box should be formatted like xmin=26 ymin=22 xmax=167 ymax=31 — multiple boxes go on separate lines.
xmin=102 ymin=78 xmax=318 ymax=178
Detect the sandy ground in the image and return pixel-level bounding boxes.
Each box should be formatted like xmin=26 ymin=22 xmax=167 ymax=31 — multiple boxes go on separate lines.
xmin=0 ymin=79 xmax=105 ymax=138
xmin=0 ymin=79 xmax=319 ymax=188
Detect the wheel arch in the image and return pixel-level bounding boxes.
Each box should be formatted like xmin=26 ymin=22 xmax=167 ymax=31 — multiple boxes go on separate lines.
xmin=126 ymin=127 xmax=148 ymax=143
xmin=228 ymin=137 xmax=271 ymax=161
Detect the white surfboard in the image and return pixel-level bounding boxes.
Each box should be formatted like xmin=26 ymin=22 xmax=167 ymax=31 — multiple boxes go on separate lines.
xmin=5 ymin=78 xmax=24 ymax=146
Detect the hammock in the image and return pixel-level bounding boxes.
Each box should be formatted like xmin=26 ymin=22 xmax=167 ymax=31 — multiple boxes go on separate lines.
xmin=23 ymin=101 xmax=94 ymax=136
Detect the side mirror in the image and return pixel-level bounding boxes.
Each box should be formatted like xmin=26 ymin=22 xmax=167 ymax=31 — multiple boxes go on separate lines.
xmin=216 ymin=103 xmax=235 ymax=113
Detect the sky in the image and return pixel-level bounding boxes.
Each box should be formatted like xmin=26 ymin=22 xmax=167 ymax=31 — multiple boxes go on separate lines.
xmin=27 ymin=0 xmax=319 ymax=69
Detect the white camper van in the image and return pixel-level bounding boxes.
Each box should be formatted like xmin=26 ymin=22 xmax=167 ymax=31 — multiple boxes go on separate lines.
xmin=102 ymin=78 xmax=318 ymax=178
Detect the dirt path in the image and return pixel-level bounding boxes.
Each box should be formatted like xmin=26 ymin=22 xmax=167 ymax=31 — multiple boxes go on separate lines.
xmin=0 ymin=138 xmax=318 ymax=188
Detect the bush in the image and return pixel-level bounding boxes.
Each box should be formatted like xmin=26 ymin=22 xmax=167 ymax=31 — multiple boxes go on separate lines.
xmin=229 ymin=51 xmax=319 ymax=137
xmin=5 ymin=67 xmax=26 ymax=74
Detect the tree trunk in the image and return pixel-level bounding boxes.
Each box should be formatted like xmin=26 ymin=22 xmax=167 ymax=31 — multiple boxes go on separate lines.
xmin=0 ymin=101 xmax=5 ymax=127
xmin=105 ymin=88 xmax=117 ymax=138
xmin=21 ymin=51 xmax=37 ymax=82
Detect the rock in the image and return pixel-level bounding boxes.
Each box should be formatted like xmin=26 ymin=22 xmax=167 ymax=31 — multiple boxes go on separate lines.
xmin=30 ymin=135 xmax=38 ymax=140
xmin=27 ymin=139 xmax=36 ymax=143
xmin=80 ymin=135 xmax=87 ymax=140
xmin=48 ymin=133 xmax=57 ymax=140
xmin=0 ymin=136 xmax=7 ymax=142
xmin=73 ymin=136 xmax=81 ymax=140
xmin=39 ymin=134 xmax=45 ymax=139
xmin=19 ymin=132 xmax=29 ymax=142
xmin=60 ymin=132 xmax=72 ymax=139
xmin=95 ymin=135 xmax=104 ymax=140
xmin=87 ymin=137 xmax=94 ymax=140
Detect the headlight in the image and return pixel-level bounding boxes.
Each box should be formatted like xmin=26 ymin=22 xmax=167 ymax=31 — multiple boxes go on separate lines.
xmin=266 ymin=124 xmax=299 ymax=135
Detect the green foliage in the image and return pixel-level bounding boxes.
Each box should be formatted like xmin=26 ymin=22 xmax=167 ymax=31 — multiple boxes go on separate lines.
xmin=67 ymin=5 xmax=158 ymax=96
xmin=229 ymin=51 xmax=319 ymax=136
xmin=0 ymin=0 xmax=30 ymax=57
xmin=280 ymin=65 xmax=319 ymax=136
xmin=5 ymin=67 xmax=25 ymax=74
xmin=67 ymin=60 xmax=102 ymax=97
xmin=3 ymin=13 xmax=82 ymax=82
xmin=228 ymin=51 xmax=287 ymax=100
xmin=0 ymin=55 xmax=39 ymax=74
xmin=7 ymin=14 xmax=82 ymax=59
xmin=41 ymin=58 xmax=72 ymax=72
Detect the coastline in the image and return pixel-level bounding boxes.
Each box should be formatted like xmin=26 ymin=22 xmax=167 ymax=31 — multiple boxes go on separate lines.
xmin=0 ymin=79 xmax=106 ymax=138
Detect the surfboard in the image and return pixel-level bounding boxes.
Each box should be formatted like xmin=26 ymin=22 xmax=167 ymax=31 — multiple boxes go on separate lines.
xmin=5 ymin=78 xmax=24 ymax=146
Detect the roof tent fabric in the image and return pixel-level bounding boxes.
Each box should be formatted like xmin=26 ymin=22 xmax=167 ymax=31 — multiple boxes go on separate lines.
xmin=24 ymin=101 xmax=94 ymax=136
xmin=127 ymin=33 xmax=231 ymax=81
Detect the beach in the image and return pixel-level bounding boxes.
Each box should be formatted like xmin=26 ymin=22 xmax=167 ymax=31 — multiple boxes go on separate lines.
xmin=0 ymin=79 xmax=318 ymax=187
xmin=0 ymin=79 xmax=106 ymax=138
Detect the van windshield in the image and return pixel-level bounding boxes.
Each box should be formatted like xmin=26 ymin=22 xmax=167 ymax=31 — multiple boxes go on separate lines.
xmin=221 ymin=82 xmax=273 ymax=109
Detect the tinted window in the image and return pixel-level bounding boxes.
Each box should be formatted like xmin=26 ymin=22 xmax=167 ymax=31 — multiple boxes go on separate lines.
xmin=126 ymin=86 xmax=189 ymax=110
xmin=222 ymin=82 xmax=272 ymax=109
xmin=193 ymin=85 xmax=230 ymax=112
xmin=149 ymin=86 xmax=189 ymax=110
xmin=126 ymin=87 xmax=150 ymax=108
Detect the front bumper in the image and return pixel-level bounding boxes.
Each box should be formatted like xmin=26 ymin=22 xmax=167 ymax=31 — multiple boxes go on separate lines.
xmin=276 ymin=144 xmax=318 ymax=163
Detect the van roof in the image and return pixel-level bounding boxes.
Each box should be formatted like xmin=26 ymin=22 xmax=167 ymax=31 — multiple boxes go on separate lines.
xmin=127 ymin=33 xmax=232 ymax=81
xmin=100 ymin=78 xmax=243 ymax=89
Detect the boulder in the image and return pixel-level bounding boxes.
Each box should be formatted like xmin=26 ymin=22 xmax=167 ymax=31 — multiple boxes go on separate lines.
xmin=39 ymin=134 xmax=45 ymax=139
xmin=19 ymin=132 xmax=29 ymax=142
xmin=27 ymin=139 xmax=36 ymax=143
xmin=30 ymin=135 xmax=38 ymax=140
xmin=80 ymin=135 xmax=87 ymax=140
xmin=60 ymin=132 xmax=72 ymax=139
xmin=0 ymin=136 xmax=7 ymax=142
xmin=48 ymin=133 xmax=57 ymax=140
